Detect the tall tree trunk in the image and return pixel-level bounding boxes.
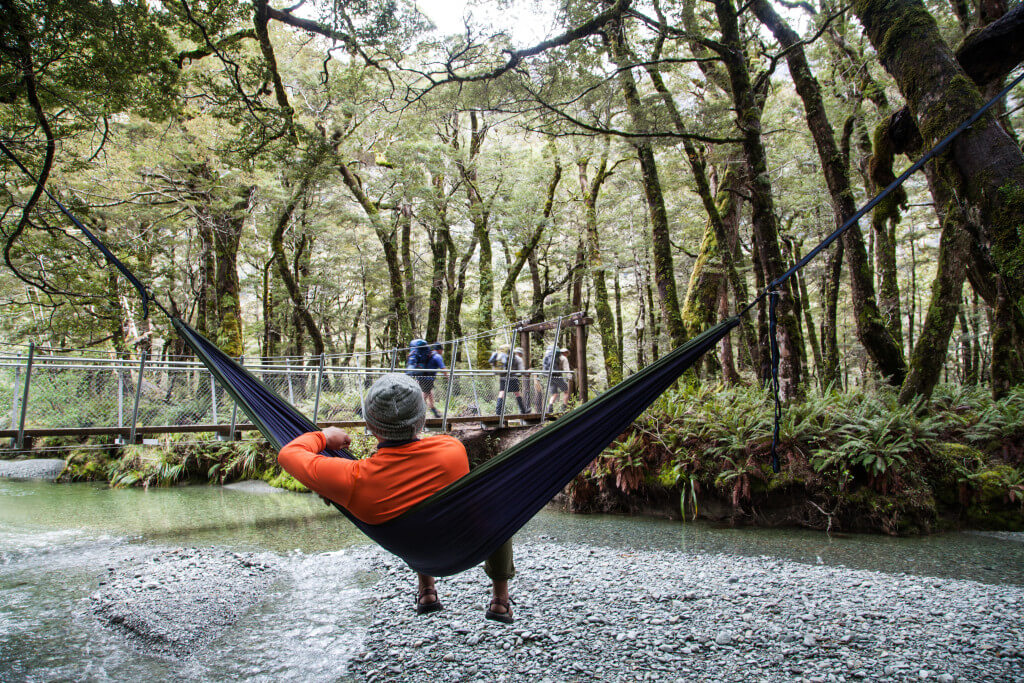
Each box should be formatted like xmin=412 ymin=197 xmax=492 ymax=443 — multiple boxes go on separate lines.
xmin=444 ymin=232 xmax=477 ymax=343
xmin=868 ymin=120 xmax=906 ymax=347
xmin=606 ymin=22 xmax=687 ymax=348
xmin=852 ymin=0 xmax=1024 ymax=312
xmin=643 ymin=33 xmax=757 ymax=368
xmin=500 ymin=158 xmax=562 ymax=321
xmin=195 ymin=200 xmax=215 ymax=338
xmin=457 ymin=112 xmax=496 ymax=364
xmin=211 ymin=187 xmax=251 ymax=356
xmin=792 ymin=242 xmax=823 ymax=386
xmin=398 ymin=205 xmax=416 ymax=333
xmin=425 ymin=229 xmax=446 ymax=343
xmin=898 ymin=204 xmax=970 ymax=402
xmin=959 ymin=307 xmax=975 ymax=384
xmin=338 ymin=162 xmax=411 ymax=348
xmin=714 ymin=0 xmax=802 ymax=398
xmin=615 ymin=265 xmax=624 ymax=369
xmin=579 ymin=154 xmax=622 ymax=384
xmin=680 ymin=220 xmax=722 ymax=377
xmin=753 ymin=0 xmax=906 ymax=385
xmin=820 ymin=241 xmax=844 ymax=390
xmin=261 ymin=259 xmax=279 ymax=358
xmin=271 ymin=168 xmax=324 ymax=356
xmin=633 ymin=246 xmax=648 ymax=370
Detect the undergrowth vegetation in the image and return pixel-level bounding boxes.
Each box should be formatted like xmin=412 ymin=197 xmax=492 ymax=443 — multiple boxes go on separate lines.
xmin=57 ymin=430 xmax=385 ymax=492
xmin=569 ymin=384 xmax=1024 ymax=534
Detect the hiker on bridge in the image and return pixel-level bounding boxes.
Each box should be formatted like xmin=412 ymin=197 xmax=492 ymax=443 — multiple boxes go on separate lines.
xmin=489 ymin=343 xmax=526 ymax=416
xmin=278 ymin=373 xmax=516 ymax=622
xmin=544 ymin=346 xmax=571 ymax=410
xmin=406 ymin=339 xmax=445 ymax=418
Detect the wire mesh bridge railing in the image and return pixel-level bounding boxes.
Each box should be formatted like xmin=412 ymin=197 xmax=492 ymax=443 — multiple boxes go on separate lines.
xmin=0 ymin=315 xmax=589 ymax=449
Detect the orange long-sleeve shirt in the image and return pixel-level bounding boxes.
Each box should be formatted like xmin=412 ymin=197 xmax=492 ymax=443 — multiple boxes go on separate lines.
xmin=277 ymin=432 xmax=469 ymax=524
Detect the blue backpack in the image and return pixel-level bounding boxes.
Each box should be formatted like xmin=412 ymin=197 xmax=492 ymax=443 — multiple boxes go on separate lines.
xmin=407 ymin=339 xmax=431 ymax=369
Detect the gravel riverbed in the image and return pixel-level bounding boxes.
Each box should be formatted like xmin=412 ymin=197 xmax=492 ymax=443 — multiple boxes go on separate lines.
xmin=347 ymin=540 xmax=1024 ymax=683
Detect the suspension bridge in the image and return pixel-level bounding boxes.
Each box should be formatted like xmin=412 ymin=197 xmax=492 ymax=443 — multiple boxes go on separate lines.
xmin=0 ymin=313 xmax=594 ymax=450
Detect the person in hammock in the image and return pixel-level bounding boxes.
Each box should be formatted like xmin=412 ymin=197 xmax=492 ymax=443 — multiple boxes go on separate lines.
xmin=277 ymin=372 xmax=516 ymax=622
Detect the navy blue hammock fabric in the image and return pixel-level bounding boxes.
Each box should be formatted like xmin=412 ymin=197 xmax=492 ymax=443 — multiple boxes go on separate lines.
xmin=173 ymin=316 xmax=738 ymax=577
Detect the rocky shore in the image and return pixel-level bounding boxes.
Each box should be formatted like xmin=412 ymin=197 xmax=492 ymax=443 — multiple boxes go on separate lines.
xmin=0 ymin=458 xmax=65 ymax=480
xmin=81 ymin=531 xmax=1024 ymax=681
xmin=90 ymin=547 xmax=279 ymax=658
xmin=346 ymin=540 xmax=1024 ymax=682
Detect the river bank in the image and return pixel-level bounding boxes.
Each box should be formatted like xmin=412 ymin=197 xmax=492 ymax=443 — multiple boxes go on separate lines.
xmin=11 ymin=382 xmax=1022 ymax=536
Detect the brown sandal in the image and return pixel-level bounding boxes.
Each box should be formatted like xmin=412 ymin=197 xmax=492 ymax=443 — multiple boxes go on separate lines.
xmin=416 ymin=587 xmax=442 ymax=615
xmin=485 ymin=597 xmax=513 ymax=624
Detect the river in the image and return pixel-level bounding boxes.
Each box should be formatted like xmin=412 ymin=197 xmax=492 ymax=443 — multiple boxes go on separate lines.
xmin=2 ymin=480 xmax=1022 ymax=681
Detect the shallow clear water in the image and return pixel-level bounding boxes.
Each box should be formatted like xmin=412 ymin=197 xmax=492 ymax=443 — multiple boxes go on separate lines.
xmin=1 ymin=479 xmax=1022 ymax=681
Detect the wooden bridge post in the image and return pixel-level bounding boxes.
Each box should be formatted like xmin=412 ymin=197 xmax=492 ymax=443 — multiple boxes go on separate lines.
xmin=513 ymin=312 xmax=592 ymax=411
xmin=129 ymin=350 xmax=147 ymax=445
xmin=441 ymin=339 xmax=459 ymax=431
xmin=313 ymin=352 xmax=325 ymax=424
xmin=522 ymin=336 xmax=532 ymax=413
xmin=226 ymin=356 xmax=241 ymax=441
xmin=540 ymin=316 xmax=564 ymax=423
xmin=575 ymin=324 xmax=589 ymax=402
xmin=9 ymin=352 xmax=21 ymax=431
xmin=117 ymin=365 xmax=124 ymax=429
xmin=15 ymin=344 xmax=33 ymax=450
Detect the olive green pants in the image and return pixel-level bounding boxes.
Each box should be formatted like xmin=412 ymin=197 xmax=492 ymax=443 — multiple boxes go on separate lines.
xmin=483 ymin=539 xmax=515 ymax=581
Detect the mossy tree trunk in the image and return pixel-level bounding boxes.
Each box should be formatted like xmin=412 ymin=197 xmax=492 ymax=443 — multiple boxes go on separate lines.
xmin=606 ymin=21 xmax=687 ymax=348
xmin=456 ymin=111 xmax=497 ymax=366
xmin=898 ymin=174 xmax=971 ymax=403
xmin=272 ymin=164 xmax=325 ymax=357
xmin=964 ymin=242 xmax=1024 ymax=395
xmin=639 ymin=20 xmax=757 ymax=370
xmin=261 ymin=259 xmax=280 ymax=358
xmin=398 ymin=205 xmax=416 ymax=334
xmin=820 ymin=240 xmax=844 ymax=390
xmin=211 ymin=187 xmax=251 ymax=357
xmin=754 ymin=0 xmax=906 ymax=385
xmin=867 ymin=118 xmax=905 ymax=348
xmin=578 ymin=153 xmax=622 ymax=385
xmin=791 ymin=240 xmax=823 ymax=386
xmin=713 ymin=0 xmax=802 ymax=398
xmin=186 ymin=162 xmax=251 ymax=356
xmin=852 ymin=0 xmax=1024 ymax=317
xmin=337 ymin=160 xmax=411 ymax=349
xmin=501 ymin=157 xmax=562 ymax=323
xmin=424 ymin=174 xmax=449 ymax=343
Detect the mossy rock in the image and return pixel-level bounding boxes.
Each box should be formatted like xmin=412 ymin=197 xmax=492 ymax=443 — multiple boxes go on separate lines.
xmin=930 ymin=442 xmax=986 ymax=472
xmin=59 ymin=448 xmax=118 ymax=482
xmin=844 ymin=486 xmax=939 ymax=535
xmin=958 ymin=465 xmax=1023 ymax=528
xmin=263 ymin=468 xmax=308 ymax=493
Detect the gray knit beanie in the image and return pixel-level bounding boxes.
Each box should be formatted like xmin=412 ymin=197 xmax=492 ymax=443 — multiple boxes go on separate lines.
xmin=364 ymin=373 xmax=426 ymax=441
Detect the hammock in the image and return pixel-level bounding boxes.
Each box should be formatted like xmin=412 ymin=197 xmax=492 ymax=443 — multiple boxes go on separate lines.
xmin=174 ymin=316 xmax=738 ymax=576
